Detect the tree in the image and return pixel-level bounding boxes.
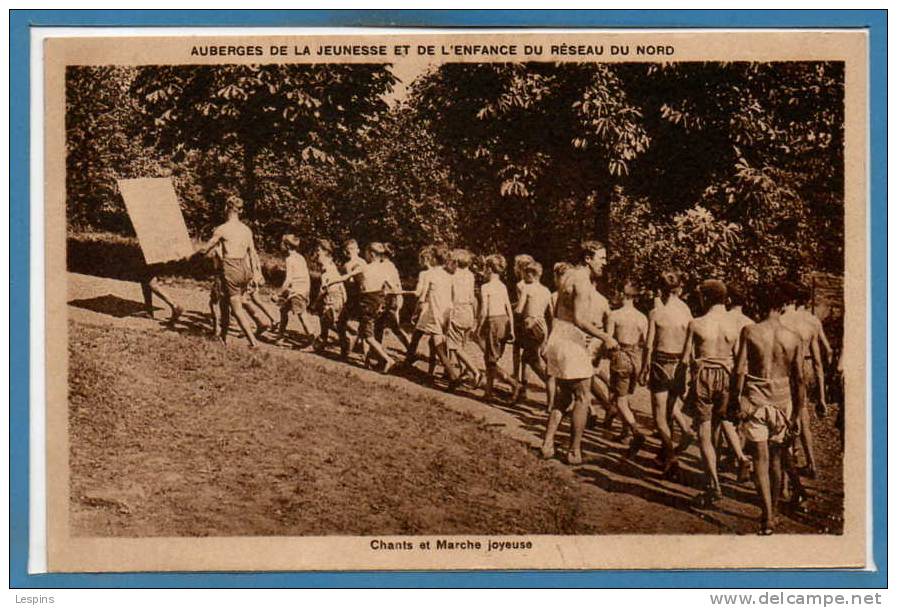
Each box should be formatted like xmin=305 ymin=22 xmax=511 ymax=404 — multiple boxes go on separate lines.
xmin=129 ymin=63 xmax=397 ymax=222
xmin=408 ymin=62 xmax=649 ymax=265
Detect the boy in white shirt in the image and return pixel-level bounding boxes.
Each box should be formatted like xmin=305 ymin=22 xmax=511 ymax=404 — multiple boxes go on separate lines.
xmin=477 ymin=254 xmax=519 ymax=402
xmin=515 ymin=261 xmax=552 ymax=402
xmin=312 ymin=239 xmax=346 ymax=352
xmin=274 ymin=234 xmax=313 ymax=344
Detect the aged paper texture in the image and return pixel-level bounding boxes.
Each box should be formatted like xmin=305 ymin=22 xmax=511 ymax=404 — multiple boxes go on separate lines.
xmin=45 ymin=29 xmax=868 ymax=572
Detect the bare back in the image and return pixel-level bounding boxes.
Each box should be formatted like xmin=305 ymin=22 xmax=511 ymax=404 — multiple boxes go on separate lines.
xmin=650 ymin=296 xmax=692 ymax=353
xmin=608 ymin=305 xmax=647 ymax=347
xmin=741 ymin=320 xmax=802 ymax=380
xmin=690 ymin=306 xmax=740 ymax=361
xmin=213 ymin=219 xmax=254 ymax=259
xmin=555 ymin=266 xmax=589 ymax=324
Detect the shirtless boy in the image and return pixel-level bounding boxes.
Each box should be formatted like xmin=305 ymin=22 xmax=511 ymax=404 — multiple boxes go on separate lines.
xmin=781 ymin=283 xmax=827 ymax=478
xmin=640 ymin=270 xmax=695 ymax=463
xmin=337 ymin=239 xmax=366 ymax=359
xmin=541 ymin=241 xmax=618 ymax=465
xmin=196 ymin=196 xmax=262 ymax=347
xmin=681 ymin=280 xmax=747 ymax=502
xmin=515 ymin=261 xmax=552 ymax=402
xmin=606 ymin=280 xmax=650 ymax=457
xmin=733 ymin=284 xmax=806 ymax=535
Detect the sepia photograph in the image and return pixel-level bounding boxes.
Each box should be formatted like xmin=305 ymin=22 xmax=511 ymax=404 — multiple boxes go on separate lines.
xmin=40 ymin=31 xmax=869 ymax=572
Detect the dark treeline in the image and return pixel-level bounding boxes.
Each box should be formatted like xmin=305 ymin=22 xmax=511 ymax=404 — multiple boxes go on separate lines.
xmin=66 ymin=61 xmax=844 ymax=302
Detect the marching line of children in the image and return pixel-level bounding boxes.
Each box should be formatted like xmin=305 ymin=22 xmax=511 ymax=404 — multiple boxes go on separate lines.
xmin=190 ymin=215 xmax=839 ymax=535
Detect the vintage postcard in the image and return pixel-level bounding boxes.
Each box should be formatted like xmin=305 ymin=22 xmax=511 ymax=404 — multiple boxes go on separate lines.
xmin=42 ymin=28 xmax=867 ymax=572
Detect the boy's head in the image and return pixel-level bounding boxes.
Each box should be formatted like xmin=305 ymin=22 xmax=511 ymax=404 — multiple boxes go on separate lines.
xmin=513 ymin=254 xmax=535 ymax=279
xmin=365 ymin=241 xmax=385 ymax=263
xmin=697 ymin=279 xmax=727 ymax=311
xmin=418 ymin=245 xmax=435 ymax=269
xmin=579 ymin=240 xmax=607 ymax=278
xmin=345 ymin=238 xmax=359 ymax=258
xmin=727 ymin=281 xmax=745 ymax=309
xmin=553 ymin=261 xmax=571 ymax=287
xmin=757 ymin=281 xmax=791 ymax=317
xmin=661 ymin=269 xmax=684 ymax=296
xmin=793 ymin=282 xmax=811 ymax=306
xmin=382 ymin=242 xmax=395 ymax=259
xmin=226 ymin=195 xmax=244 ymax=217
xmin=432 ymin=244 xmax=450 ymax=267
xmin=621 ymin=279 xmax=640 ymax=302
xmin=281 ymin=234 xmax=301 ymax=253
xmin=523 ymin=261 xmax=543 ymax=283
xmin=317 ymin=239 xmax=334 ymax=264
xmin=486 ymin=253 xmax=507 ymax=276
xmin=452 ymin=248 xmax=473 ymax=269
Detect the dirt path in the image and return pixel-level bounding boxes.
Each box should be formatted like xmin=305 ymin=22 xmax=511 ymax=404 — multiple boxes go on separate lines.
xmin=67 ymin=272 xmax=844 ymax=536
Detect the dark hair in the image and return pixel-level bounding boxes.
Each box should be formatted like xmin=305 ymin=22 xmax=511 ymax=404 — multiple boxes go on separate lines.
xmin=661 ymin=270 xmax=684 ymax=294
xmin=578 ymin=240 xmax=606 ymax=262
xmin=756 ymin=282 xmax=791 ymax=315
xmin=727 ymin=282 xmax=745 ymax=308
xmin=698 ymin=279 xmax=727 ymax=308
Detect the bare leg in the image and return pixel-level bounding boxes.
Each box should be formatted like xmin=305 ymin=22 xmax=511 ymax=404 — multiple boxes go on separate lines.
xmin=541 ymin=409 xmax=563 ymax=458
xmin=227 ymin=294 xmax=258 ymax=347
xmin=453 ymin=349 xmax=481 ymax=384
xmin=697 ymin=419 xmax=722 ymax=496
xmin=427 ymin=337 xmax=438 ymax=376
xmin=146 ymin=277 xmax=182 ymax=322
xmin=209 ymin=296 xmax=219 ymax=335
xmin=249 ymin=292 xmax=276 ymax=326
xmin=568 ymin=379 xmax=591 ymax=464
xmin=220 ymin=298 xmax=231 ymax=342
xmin=651 ymin=390 xmax=676 ymax=459
xmin=364 ymin=336 xmax=395 ymax=372
xmin=404 ymin=329 xmax=424 ymax=364
xmin=798 ymin=406 xmax=818 ymax=476
xmin=751 ymin=441 xmax=774 ymax=532
xmin=720 ymin=420 xmax=749 ymax=463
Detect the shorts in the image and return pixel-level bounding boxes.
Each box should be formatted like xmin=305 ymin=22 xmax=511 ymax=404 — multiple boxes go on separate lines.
xmin=480 ymin=315 xmax=511 ymax=366
xmin=686 ymin=362 xmax=731 ymax=424
xmin=549 ymin=378 xmax=588 ymax=413
xmin=649 ymin=351 xmax=684 ymax=393
xmin=738 ymin=376 xmax=794 ymax=445
xmin=221 ymin=256 xmax=253 ymax=297
xmin=446 ymin=303 xmax=474 ymax=351
xmin=357 ymin=291 xmax=385 ymax=339
xmin=279 ymin=292 xmax=308 ymax=315
xmin=545 ymin=319 xmax=593 ymax=380
xmin=610 ymin=346 xmax=641 ymax=396
xmin=741 ymin=399 xmax=793 ymax=445
xmin=520 ymin=316 xmax=547 ymax=353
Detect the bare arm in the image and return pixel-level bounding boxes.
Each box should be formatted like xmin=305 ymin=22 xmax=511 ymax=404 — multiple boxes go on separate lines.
xmin=641 ymin=311 xmax=657 ymax=377
xmin=476 ymin=289 xmax=489 ymax=333
xmin=196 ymin=227 xmax=224 ymax=256
xmin=791 ymin=340 xmax=806 ymax=427
xmin=571 ymin=275 xmax=617 ymax=347
xmin=816 ymin=320 xmax=833 ymax=366
xmin=809 ymin=335 xmax=826 ymax=405
xmin=515 ymin=288 xmax=528 ymax=316
xmin=733 ymin=326 xmax=749 ymax=400
xmin=679 ymin=321 xmax=695 ymax=367
xmin=249 ymin=234 xmax=261 ymax=279
xmin=504 ymin=291 xmax=516 ymax=340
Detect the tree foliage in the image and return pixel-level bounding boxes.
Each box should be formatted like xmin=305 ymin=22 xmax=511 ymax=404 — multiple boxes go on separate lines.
xmin=66 ymin=61 xmax=844 ymax=307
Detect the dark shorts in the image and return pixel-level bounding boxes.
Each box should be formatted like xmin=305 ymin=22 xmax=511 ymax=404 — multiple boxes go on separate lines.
xmin=279 ymin=293 xmax=308 ymax=315
xmin=686 ymin=363 xmax=732 ymax=424
xmin=520 ymin=316 xmax=547 ymax=353
xmin=610 ymin=346 xmax=641 ymax=396
xmin=649 ymin=351 xmax=685 ymax=393
xmin=357 ymin=292 xmax=385 ymax=339
xmin=221 ymin=257 xmax=252 ymax=297
xmin=481 ymin=315 xmax=510 ymax=366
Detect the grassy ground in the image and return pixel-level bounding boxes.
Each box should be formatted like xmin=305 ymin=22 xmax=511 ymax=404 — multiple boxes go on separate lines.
xmin=70 ymin=321 xmax=597 ymax=537
xmin=67 ymin=270 xmax=845 ymax=537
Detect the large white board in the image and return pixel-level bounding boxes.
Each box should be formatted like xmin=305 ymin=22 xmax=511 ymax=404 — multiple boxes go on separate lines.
xmin=117 ymin=177 xmax=195 ymax=265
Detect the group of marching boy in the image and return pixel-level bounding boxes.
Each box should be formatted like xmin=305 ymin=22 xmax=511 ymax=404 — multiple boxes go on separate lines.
xmin=144 ymin=196 xmax=841 ymax=536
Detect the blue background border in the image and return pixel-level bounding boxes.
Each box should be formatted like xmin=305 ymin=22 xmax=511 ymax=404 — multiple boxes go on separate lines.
xmin=9 ymin=9 xmax=887 ymax=589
